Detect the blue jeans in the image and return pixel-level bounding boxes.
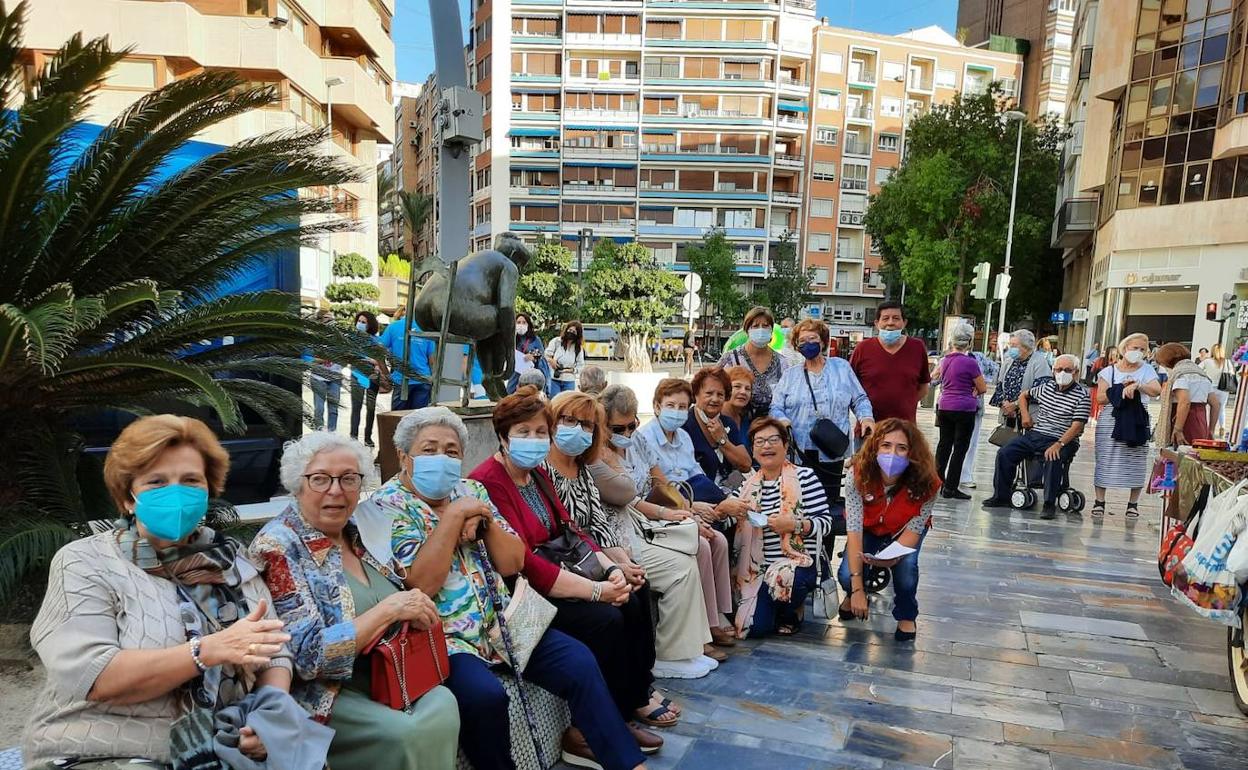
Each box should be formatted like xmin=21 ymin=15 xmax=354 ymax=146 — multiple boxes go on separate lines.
xmin=548 ymin=378 xmax=575 ymax=397
xmin=310 ymin=376 xmax=341 ymax=431
xmin=443 ymin=630 xmax=644 ymax=770
xmin=991 ymin=432 xmax=1079 ymax=505
xmin=390 ymin=381 xmax=431 ymax=411
xmin=838 ymin=529 xmax=927 ymax=622
xmin=747 ymin=563 xmax=818 ymax=638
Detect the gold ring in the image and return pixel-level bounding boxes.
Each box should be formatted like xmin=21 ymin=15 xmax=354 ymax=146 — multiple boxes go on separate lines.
xmin=247 ymin=643 xmax=256 ymax=655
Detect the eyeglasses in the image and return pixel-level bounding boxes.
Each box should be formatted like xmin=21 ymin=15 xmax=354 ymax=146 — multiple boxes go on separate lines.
xmin=303 ymin=472 xmax=365 ymax=492
xmin=609 ymin=421 xmax=639 ymax=434
xmin=752 ymin=435 xmax=785 ymax=447
xmin=1053 ymin=367 xmax=1076 ymax=373
xmin=557 ymin=415 xmax=596 ymax=431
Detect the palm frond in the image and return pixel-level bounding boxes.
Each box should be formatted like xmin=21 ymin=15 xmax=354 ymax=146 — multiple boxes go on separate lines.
xmin=0 ymin=2 xmax=26 ymax=116
xmin=0 ymin=510 xmax=80 ymax=603
xmin=0 ymin=284 xmax=79 ymax=373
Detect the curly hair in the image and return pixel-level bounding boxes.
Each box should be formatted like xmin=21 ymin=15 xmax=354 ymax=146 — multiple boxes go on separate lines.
xmin=690 ymin=366 xmax=732 ymax=400
xmin=850 ymin=418 xmax=939 ymax=502
xmin=492 ymin=385 xmax=552 ymax=444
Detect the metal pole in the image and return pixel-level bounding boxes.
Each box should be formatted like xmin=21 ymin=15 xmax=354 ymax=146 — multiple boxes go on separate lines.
xmin=996 ymin=116 xmax=1024 ymax=336
xmin=983 ymin=300 xmax=994 ymax=355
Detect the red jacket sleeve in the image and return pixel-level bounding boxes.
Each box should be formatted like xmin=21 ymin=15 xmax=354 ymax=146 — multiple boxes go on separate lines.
xmin=468 ymin=458 xmax=563 ymax=594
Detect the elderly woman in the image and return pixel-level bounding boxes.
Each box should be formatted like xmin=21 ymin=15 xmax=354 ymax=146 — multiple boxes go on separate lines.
xmin=24 ymin=416 xmax=304 ymax=769
xmin=469 ymin=387 xmax=665 ymax=756
xmin=990 ymin=329 xmax=1053 ymax=425
xmin=770 ymin=319 xmax=875 ymax=504
xmin=592 ymin=385 xmax=733 ymax=680
xmin=728 ymin=418 xmax=833 ymax=638
xmin=1091 ymin=332 xmax=1163 ymax=518
xmin=366 ymin=407 xmax=648 ymax=770
xmin=721 ymin=366 xmax=756 ymax=448
xmin=250 ymin=433 xmax=459 ymax=769
xmin=718 ymin=306 xmax=790 ymax=424
xmin=933 ymin=323 xmax=987 ymax=500
xmin=1155 ymin=342 xmax=1214 ymax=445
xmin=579 ymin=364 xmax=608 ymax=396
xmin=838 ymin=418 xmax=940 ymax=642
xmin=684 ymin=367 xmax=753 ymax=486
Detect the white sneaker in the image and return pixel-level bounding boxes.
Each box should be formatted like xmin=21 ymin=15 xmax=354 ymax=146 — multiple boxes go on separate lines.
xmin=963 ymin=482 xmax=977 ymax=489
xmin=698 ymin=654 xmax=720 ymax=671
xmin=652 ymin=657 xmax=712 ymax=679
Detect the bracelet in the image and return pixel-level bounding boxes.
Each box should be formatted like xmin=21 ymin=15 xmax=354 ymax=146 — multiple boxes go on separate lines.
xmin=605 ymin=565 xmax=623 ymax=580
xmin=189 ymin=636 xmax=208 ymax=672
xmin=850 ymin=572 xmax=862 ymax=577
xmin=590 ymin=582 xmax=603 ymax=602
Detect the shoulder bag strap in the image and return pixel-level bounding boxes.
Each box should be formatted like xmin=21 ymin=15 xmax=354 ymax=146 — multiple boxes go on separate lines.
xmin=803 ymin=368 xmax=822 ymax=413
xmin=531 ymin=469 xmax=569 ymax=539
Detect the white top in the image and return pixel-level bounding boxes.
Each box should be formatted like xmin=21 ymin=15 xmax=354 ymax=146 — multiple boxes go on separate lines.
xmin=1098 ymin=362 xmax=1161 ymax=405
xmin=546 ymin=338 xmax=584 ymax=382
xmin=1201 ymin=357 xmax=1229 ymax=387
xmin=1171 ymin=371 xmax=1213 ymax=404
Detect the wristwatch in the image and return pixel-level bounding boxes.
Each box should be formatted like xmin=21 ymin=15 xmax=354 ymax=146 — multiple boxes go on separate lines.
xmin=716 ymin=435 xmax=728 ymax=447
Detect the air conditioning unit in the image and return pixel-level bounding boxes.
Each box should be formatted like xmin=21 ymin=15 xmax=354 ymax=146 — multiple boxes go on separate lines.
xmin=270 ymin=9 xmax=289 ymax=27
xmin=854 ymin=311 xmax=864 ymax=321
xmin=724 ymin=74 xmax=742 ymax=80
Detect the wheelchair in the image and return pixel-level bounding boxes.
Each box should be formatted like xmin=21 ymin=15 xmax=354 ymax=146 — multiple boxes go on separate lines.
xmin=1007 ymin=439 xmax=1086 ymax=514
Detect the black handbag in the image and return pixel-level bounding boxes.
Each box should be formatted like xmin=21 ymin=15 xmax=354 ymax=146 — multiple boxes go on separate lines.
xmin=804 ymin=369 xmax=849 ymax=458
xmin=530 ymin=472 xmax=607 ymax=581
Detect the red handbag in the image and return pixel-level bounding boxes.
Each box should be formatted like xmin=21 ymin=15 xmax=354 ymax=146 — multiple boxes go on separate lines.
xmin=1158 ymin=483 xmax=1209 ymax=587
xmin=363 ymin=622 xmax=450 ymax=710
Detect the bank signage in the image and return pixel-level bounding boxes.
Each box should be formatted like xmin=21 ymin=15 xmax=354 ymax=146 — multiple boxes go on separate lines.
xmin=1108 ymin=266 xmax=1202 ymax=289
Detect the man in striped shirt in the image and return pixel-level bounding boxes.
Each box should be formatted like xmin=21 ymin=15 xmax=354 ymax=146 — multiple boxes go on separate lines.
xmin=984 ymin=354 xmax=1091 ymax=519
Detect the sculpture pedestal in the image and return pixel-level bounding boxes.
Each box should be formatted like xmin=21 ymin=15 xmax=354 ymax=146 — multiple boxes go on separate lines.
xmin=377 ymin=404 xmax=498 ymax=481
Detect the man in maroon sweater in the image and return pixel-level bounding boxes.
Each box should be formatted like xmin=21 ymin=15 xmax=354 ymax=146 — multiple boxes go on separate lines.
xmin=849 ymin=301 xmax=931 ymax=423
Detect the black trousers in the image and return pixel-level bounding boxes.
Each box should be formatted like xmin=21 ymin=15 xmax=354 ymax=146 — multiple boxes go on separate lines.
xmin=550 ymin=584 xmax=656 ymax=718
xmin=935 ymin=408 xmax=977 ymax=488
xmin=802 ymin=449 xmax=844 ymax=504
xmin=349 ymin=380 xmax=378 ymax=443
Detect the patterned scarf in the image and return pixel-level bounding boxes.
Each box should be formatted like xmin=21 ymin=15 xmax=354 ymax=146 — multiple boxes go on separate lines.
xmin=732 ymin=462 xmax=812 ymax=638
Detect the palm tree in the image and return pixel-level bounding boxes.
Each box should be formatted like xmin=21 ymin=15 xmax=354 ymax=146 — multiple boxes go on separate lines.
xmin=0 ymin=2 xmax=395 ymax=599
xmin=376 ymin=166 xmax=398 ymax=254
xmin=397 ymin=190 xmax=433 ymax=258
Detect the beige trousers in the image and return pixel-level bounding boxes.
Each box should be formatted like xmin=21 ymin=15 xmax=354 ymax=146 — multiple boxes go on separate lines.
xmin=696 ymin=529 xmax=733 ymax=630
xmin=632 ymin=534 xmax=712 ymax=661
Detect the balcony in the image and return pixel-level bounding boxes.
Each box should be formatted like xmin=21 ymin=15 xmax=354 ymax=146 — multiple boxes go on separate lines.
xmin=564 ymin=108 xmax=639 ymax=123
xmin=1051 ymin=196 xmax=1097 ymax=248
xmin=841 ymin=178 xmax=868 ymax=191
xmin=906 ymin=75 xmax=933 ymax=92
xmin=775 ymin=153 xmax=804 ymax=168
xmin=510 ymin=185 xmax=561 ymax=197
xmin=772 ymin=190 xmax=802 ymax=204
xmin=1078 ymin=46 xmax=1093 ymax=81
xmin=836 ymin=245 xmax=864 ymax=261
xmin=846 ymin=104 xmax=874 ymax=122
xmin=788 ymin=0 xmax=817 ymax=8
xmin=779 ymin=75 xmax=809 ymax=91
xmin=324 ymin=57 xmax=393 ymax=141
xmin=843 ymin=139 xmax=871 ymax=157
xmin=776 ymin=113 xmax=809 ymax=129
xmin=322 ymin=0 xmax=395 ymax=68
xmin=1066 ymin=121 xmax=1084 ymax=156
xmin=848 ymin=67 xmax=876 ymax=86
xmin=769 ymin=224 xmax=796 ymax=238
xmin=565 ymin=33 xmax=642 ymax=48
xmin=562 ymin=146 xmax=639 ymax=159
xmin=562 ymin=183 xmax=638 ymax=197
xmin=839 ymin=210 xmax=866 ymax=227
xmin=834 ymin=279 xmax=863 ymax=293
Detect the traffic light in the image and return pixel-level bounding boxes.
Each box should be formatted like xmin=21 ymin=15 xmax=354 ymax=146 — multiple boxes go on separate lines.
xmin=1207 ymin=302 xmax=1221 ymax=321
xmin=971 ymin=261 xmax=991 ymax=300
xmin=1220 ymin=292 xmax=1239 ymax=321
xmin=994 ymin=273 xmax=1012 ymax=300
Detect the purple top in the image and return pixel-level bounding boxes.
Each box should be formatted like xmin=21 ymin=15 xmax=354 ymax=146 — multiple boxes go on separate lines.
xmin=937 ymin=352 xmax=983 ymax=412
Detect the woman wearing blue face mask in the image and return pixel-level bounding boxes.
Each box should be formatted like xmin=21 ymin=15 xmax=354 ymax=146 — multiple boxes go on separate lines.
xmin=349 ymin=311 xmax=389 ymax=448
xmin=366 ymin=407 xmax=649 ymax=770
xmin=989 ymin=329 xmax=1052 ymax=429
xmin=470 ymin=387 xmax=667 ymax=760
xmin=25 ymin=415 xmax=306 ymax=770
xmin=718 ymin=306 xmax=791 ymax=427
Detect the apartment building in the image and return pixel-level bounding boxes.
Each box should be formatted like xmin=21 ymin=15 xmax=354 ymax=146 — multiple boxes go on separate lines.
xmin=958 ymin=0 xmax=1076 ymax=119
xmin=22 ymin=0 xmax=396 ymax=303
xmin=1071 ymin=0 xmax=1247 ymax=353
xmin=470 ymin=0 xmax=820 ymax=300
xmin=803 ymin=24 xmax=1023 ymax=328
xmin=386 ymin=77 xmax=439 ymax=258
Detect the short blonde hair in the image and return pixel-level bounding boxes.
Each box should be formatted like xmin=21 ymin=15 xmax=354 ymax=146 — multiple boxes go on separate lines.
xmin=1118 ymin=332 xmax=1149 ymax=351
xmin=104 ymin=415 xmax=230 ymax=511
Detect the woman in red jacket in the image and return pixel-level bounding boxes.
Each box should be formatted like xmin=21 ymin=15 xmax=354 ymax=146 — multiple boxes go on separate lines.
xmin=837 ymin=418 xmax=940 ymax=642
xmin=469 ymin=386 xmax=667 ymax=758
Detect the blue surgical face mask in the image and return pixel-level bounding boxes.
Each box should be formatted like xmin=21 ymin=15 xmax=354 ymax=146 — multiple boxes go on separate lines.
xmin=133 ymin=484 xmax=210 ymax=541
xmin=355 ymin=321 xmax=368 ymax=333
xmin=748 ymin=327 xmax=772 ymax=347
xmin=876 ymin=452 xmax=910 ymax=478
xmin=658 ymin=407 xmax=688 ymax=432
xmin=609 ymin=433 xmax=633 ymax=449
xmin=879 ymin=329 xmax=904 ymax=345
xmin=507 ymin=436 xmax=550 ymax=469
xmin=798 ymin=341 xmax=823 ymax=360
xmin=407 ymin=454 xmax=462 ymax=500
xmin=1007 ymin=346 xmax=1021 ymax=359
xmin=554 ymin=425 xmax=595 ymax=457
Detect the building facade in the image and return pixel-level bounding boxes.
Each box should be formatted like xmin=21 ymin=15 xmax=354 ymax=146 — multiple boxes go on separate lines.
xmin=958 ymin=0 xmax=1076 ymax=119
xmin=804 ymin=24 xmax=1023 ymax=330
xmin=384 ymin=78 xmax=438 ymax=258
xmin=23 ymin=0 xmax=396 ymax=304
xmin=1073 ymin=0 xmax=1248 ymax=353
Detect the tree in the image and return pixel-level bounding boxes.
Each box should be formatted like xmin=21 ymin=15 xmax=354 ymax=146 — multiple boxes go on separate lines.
xmin=864 ymin=84 xmax=1064 ymax=329
xmin=516 ymin=238 xmax=579 ymax=331
xmin=329 ymin=252 xmax=378 ymax=321
xmin=376 ymin=167 xmax=398 ymax=255
xmin=0 ymin=3 xmax=393 ymax=601
xmin=583 ymin=241 xmax=683 ymax=372
xmin=398 ymin=190 xmax=433 ymax=258
xmin=752 ymin=235 xmax=813 ymax=321
xmin=683 ymin=230 xmax=746 ymax=326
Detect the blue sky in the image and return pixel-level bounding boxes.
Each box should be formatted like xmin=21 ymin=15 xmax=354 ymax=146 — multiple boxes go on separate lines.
xmin=393 ymin=0 xmax=959 ymax=83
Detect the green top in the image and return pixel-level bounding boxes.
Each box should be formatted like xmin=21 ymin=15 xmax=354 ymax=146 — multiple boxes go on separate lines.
xmin=345 ymin=560 xmax=398 ymax=693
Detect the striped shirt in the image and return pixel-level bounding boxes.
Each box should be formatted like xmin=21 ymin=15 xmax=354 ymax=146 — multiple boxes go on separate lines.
xmin=739 ymin=466 xmax=832 ymax=564
xmin=1025 ymin=380 xmax=1091 ymax=440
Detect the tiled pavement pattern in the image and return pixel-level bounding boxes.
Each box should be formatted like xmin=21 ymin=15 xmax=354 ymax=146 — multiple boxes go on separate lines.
xmin=558 ymin=406 xmax=1248 ymax=770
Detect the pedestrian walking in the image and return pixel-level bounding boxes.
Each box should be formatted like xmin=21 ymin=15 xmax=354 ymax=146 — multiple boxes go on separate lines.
xmin=683 ymin=327 xmax=697 ymax=377
xmin=1092 ymin=333 xmax=1163 ymax=518
xmin=309 ymin=309 xmax=343 ymax=431
xmin=1202 ymin=343 xmax=1233 ymax=437
xmin=348 ymin=310 xmax=388 ymax=447
xmin=932 ymin=324 xmax=986 ymax=500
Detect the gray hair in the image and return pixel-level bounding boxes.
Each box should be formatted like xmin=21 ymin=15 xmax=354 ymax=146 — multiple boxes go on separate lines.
xmin=280 ymin=431 xmax=377 ymax=494
xmin=518 ymin=368 xmax=546 ymax=389
xmin=599 ymin=384 xmax=639 ymax=418
xmin=394 ymin=406 xmax=468 ymax=455
xmin=950 ymin=322 xmax=975 ymax=351
xmin=1054 ymin=353 xmax=1079 ymax=370
xmin=578 ymin=365 xmax=607 ymax=395
xmin=1011 ymin=329 xmax=1037 ymax=352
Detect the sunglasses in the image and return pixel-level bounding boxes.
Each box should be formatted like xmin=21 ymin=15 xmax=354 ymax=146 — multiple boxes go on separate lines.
xmin=1053 ymin=367 xmax=1076 ymax=373
xmin=609 ymin=421 xmax=639 ymax=434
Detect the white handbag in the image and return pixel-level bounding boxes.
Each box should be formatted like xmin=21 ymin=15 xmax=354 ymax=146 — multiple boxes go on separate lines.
xmin=811 ymin=524 xmax=840 ymax=618
xmin=631 ymin=507 xmax=701 ymax=556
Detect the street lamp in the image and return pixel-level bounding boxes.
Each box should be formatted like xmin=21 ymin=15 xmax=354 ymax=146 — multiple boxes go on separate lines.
xmin=324 ymin=76 xmax=344 ymax=154
xmin=578 ymin=227 xmax=593 ymax=309
xmin=996 ymin=109 xmax=1027 ymax=342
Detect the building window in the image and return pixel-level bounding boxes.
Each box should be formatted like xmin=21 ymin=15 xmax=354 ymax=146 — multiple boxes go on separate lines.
xmin=106 ymin=59 xmax=158 ymax=89
xmin=813 ymin=267 xmax=829 ymax=285
xmin=810 ymin=198 xmax=834 ymax=218
xmin=809 ymin=233 xmax=832 ymax=252
xmin=841 ymin=162 xmax=868 ymax=190
xmin=644 ymin=57 xmax=680 ymax=79
xmin=1046 ymin=32 xmax=1072 ymax=51
xmin=817 ymin=91 xmax=840 ymax=110
xmin=877 ymin=133 xmax=899 ymax=152
xmin=246 ymin=0 xmax=268 ymax=15
xmin=882 ymin=61 xmax=905 ymax=81
xmin=816 ymin=127 xmax=839 ymax=145
xmin=819 ymin=53 xmax=843 ymax=74
xmin=935 ymin=69 xmax=957 ymax=89
xmin=880 ymin=97 xmax=902 ymax=117
xmin=1049 ymin=63 xmax=1070 ymax=85
xmin=874 ymin=166 xmax=895 ymax=185
xmin=812 ymin=161 xmax=836 ymax=181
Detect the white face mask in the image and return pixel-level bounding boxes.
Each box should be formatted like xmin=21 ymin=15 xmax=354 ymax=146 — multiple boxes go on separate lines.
xmin=1054 ymin=371 xmax=1074 ymax=386
xmin=1124 ymin=349 xmax=1144 ymax=364
xmin=516 ymin=324 xmax=528 ymax=336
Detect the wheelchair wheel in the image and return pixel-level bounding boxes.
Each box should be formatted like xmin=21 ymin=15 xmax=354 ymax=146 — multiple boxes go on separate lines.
xmin=1069 ymin=491 xmax=1086 ymax=513
xmin=1010 ymin=488 xmax=1036 ymax=509
xmin=1057 ymin=490 xmax=1075 ymax=512
xmin=864 ymin=565 xmax=891 ymax=593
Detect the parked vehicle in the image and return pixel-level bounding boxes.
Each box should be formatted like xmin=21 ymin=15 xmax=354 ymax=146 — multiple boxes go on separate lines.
xmin=582 ymin=323 xmax=620 ymax=360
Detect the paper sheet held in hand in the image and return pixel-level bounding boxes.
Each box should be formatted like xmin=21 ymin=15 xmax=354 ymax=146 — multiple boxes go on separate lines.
xmin=869 ymin=541 xmax=916 ymax=561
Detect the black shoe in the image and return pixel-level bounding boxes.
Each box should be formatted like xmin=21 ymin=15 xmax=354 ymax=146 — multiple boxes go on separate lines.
xmin=943 ymin=488 xmax=972 ymax=501
xmin=982 ymin=498 xmax=1009 ymax=509
xmin=894 ymin=626 xmax=917 ymax=642
xmin=1041 ymin=503 xmax=1056 ymax=520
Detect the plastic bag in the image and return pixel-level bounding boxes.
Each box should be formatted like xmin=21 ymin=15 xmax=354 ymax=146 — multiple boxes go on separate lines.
xmin=1174 ymin=480 xmax=1247 ymax=626
xmin=1224 ymin=489 xmax=1248 ymax=581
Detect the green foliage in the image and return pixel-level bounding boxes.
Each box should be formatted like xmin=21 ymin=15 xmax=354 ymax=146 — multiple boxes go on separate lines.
xmin=398 ymin=191 xmax=433 ymax=255
xmin=683 ymin=230 xmax=746 ymax=324
xmin=378 ymin=252 xmax=411 ymax=279
xmin=330 ymin=301 xmax=382 ymax=323
xmin=325 ymin=281 xmax=380 ymax=302
xmin=333 ymin=252 xmax=372 ymax=279
xmin=583 ymin=241 xmax=683 ymax=372
xmin=864 ymin=83 xmax=1064 ymax=329
xmin=0 ymin=3 xmax=403 ymax=600
xmin=516 ymin=238 xmax=579 ymax=328
xmin=752 ymin=236 xmax=813 ymax=321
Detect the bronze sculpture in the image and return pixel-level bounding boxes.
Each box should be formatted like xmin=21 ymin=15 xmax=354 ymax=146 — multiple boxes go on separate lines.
xmin=413 ymin=232 xmax=532 ymax=401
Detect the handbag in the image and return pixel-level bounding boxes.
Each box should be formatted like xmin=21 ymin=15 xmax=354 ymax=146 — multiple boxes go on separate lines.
xmin=1159 ymin=483 xmax=1209 ymax=587
xmin=633 ymin=511 xmax=701 ymax=556
xmin=644 ymin=478 xmax=693 ymax=511
xmin=811 ymin=521 xmax=839 ymax=619
xmin=530 ymin=471 xmax=607 ymax=580
xmin=1218 ymin=371 xmax=1232 ymax=391
xmin=486 ymin=575 xmax=555 ymax=672
xmin=803 ymin=369 xmax=849 ymax=458
xmin=362 ymin=621 xmax=450 ymax=711
xmin=989 ymin=423 xmax=1019 ymax=447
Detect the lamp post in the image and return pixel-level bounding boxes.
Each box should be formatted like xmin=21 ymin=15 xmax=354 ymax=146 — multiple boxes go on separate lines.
xmin=996 ymin=109 xmax=1026 ymax=341
xmin=324 ymin=76 xmax=344 ymax=155
xmin=578 ymin=227 xmax=593 ymax=309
